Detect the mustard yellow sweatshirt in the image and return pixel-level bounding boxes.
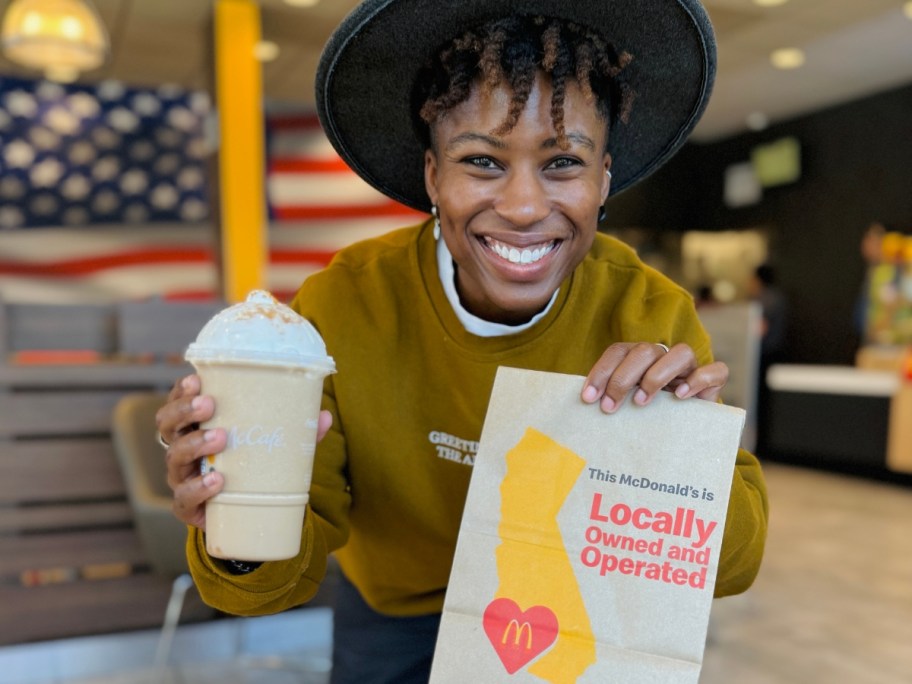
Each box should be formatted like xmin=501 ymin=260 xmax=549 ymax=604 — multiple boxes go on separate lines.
xmin=187 ymin=220 xmax=768 ymax=616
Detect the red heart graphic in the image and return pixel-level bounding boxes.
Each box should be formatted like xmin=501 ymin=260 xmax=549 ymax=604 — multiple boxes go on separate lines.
xmin=483 ymin=598 xmax=559 ymax=674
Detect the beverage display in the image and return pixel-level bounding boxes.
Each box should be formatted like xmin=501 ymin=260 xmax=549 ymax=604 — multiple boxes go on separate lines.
xmin=185 ymin=290 xmax=335 ymax=561
xmin=865 ymin=231 xmax=912 ymax=346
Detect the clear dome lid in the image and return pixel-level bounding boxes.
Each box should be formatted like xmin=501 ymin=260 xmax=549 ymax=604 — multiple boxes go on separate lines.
xmin=184 ymin=290 xmax=335 ymax=373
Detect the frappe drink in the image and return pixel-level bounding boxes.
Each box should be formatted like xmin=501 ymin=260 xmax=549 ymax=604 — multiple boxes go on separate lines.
xmin=185 ymin=290 xmax=335 ymax=561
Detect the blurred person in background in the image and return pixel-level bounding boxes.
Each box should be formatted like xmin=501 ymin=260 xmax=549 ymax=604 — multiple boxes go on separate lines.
xmin=749 ymin=263 xmax=788 ymax=367
xmin=695 ymin=283 xmax=718 ymax=310
xmin=854 ymin=221 xmax=885 ymax=344
xmin=749 ymin=262 xmax=788 ymax=454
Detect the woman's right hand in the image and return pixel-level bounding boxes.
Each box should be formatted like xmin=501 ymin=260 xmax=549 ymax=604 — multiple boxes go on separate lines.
xmin=155 ymin=374 xmax=227 ymax=530
xmin=155 ymin=374 xmax=335 ymax=531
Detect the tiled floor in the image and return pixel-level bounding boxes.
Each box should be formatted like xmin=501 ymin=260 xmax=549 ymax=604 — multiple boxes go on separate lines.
xmin=1 ymin=462 xmax=910 ymax=683
xmin=701 ymin=462 xmax=912 ymax=684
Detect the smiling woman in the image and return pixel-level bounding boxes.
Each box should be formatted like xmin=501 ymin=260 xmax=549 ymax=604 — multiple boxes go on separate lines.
xmin=156 ymin=2 xmax=770 ymax=683
xmin=411 ymin=16 xmax=633 ymax=324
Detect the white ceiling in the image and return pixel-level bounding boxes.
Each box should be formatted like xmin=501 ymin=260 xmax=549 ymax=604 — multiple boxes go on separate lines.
xmin=1 ymin=0 xmax=911 ymax=143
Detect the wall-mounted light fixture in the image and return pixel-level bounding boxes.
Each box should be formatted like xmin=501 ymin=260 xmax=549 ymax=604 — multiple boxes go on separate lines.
xmin=254 ymin=39 xmax=280 ymax=62
xmin=770 ymin=47 xmax=805 ymax=70
xmin=0 ymin=0 xmax=109 ymax=82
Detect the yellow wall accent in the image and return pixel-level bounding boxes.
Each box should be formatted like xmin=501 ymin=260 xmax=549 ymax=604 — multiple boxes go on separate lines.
xmin=214 ymin=0 xmax=266 ymax=303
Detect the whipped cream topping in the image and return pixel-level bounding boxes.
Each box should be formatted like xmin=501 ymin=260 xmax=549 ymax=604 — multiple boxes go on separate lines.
xmin=185 ymin=290 xmax=335 ymax=371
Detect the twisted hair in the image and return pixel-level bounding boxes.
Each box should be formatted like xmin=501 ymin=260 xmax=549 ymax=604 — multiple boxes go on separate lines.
xmin=413 ymin=15 xmax=635 ymax=150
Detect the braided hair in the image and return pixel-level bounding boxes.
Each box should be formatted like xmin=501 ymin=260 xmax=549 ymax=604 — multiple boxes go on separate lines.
xmin=413 ymin=15 xmax=635 ymax=151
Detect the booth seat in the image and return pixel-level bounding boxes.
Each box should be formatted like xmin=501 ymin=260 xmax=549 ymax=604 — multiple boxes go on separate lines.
xmin=0 ymin=298 xmax=222 ymax=645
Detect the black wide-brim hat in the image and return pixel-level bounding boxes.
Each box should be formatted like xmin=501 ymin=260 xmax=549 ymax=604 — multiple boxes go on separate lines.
xmin=316 ymin=0 xmax=716 ymax=213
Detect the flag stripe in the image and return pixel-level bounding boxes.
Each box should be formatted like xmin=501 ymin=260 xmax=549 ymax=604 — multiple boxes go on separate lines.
xmin=269 ymin=158 xmax=352 ymax=173
xmin=273 ymin=203 xmax=425 ymax=221
xmin=268 ymin=115 xmax=322 ymax=130
xmin=268 ymin=131 xmax=338 ymax=160
xmin=267 ymin=172 xmax=391 ymax=205
xmin=0 ymin=248 xmax=212 ymax=277
xmin=0 ymin=248 xmax=336 ymax=277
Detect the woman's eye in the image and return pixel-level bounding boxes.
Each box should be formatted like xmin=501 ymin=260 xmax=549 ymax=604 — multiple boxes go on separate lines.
xmin=465 ymin=156 xmax=497 ymax=169
xmin=548 ymin=157 xmax=581 ymax=170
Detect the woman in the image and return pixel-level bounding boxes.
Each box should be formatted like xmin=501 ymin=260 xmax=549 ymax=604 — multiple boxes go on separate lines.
xmin=157 ymin=1 xmax=768 ymax=682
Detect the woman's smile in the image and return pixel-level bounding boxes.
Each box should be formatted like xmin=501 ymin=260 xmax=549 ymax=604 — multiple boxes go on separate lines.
xmin=482 ymin=236 xmax=558 ymax=266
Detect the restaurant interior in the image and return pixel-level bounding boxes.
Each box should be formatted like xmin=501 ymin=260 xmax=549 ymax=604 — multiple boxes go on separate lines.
xmin=0 ymin=0 xmax=911 ymax=682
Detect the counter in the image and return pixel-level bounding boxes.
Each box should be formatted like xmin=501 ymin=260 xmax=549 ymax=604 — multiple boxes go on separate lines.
xmin=765 ymin=364 xmax=910 ymax=473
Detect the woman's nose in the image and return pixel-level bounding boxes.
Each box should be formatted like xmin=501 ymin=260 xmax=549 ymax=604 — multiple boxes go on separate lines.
xmin=493 ymin=167 xmax=550 ymax=226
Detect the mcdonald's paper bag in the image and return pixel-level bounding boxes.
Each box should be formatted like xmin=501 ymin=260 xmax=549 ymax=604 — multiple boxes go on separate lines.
xmin=429 ymin=367 xmax=745 ymax=684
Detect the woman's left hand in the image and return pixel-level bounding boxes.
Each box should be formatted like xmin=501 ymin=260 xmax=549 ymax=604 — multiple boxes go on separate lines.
xmin=581 ymin=342 xmax=729 ymax=413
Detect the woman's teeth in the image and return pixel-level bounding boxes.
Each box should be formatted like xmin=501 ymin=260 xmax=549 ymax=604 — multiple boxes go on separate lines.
xmin=488 ymin=239 xmax=555 ymax=264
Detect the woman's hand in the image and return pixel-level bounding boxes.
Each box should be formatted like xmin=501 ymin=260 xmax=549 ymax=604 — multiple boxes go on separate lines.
xmin=155 ymin=374 xmax=333 ymax=530
xmin=156 ymin=374 xmax=227 ymax=530
xmin=581 ymin=342 xmax=728 ymax=413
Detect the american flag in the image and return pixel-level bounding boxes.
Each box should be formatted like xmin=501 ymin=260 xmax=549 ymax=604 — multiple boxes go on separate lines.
xmin=0 ymin=77 xmax=424 ymax=304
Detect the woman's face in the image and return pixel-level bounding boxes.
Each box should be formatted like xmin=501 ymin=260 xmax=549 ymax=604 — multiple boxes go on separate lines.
xmin=424 ymin=71 xmax=611 ymax=325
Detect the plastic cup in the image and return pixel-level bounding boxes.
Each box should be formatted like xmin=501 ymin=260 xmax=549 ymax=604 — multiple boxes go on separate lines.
xmin=184 ymin=290 xmax=335 ymax=561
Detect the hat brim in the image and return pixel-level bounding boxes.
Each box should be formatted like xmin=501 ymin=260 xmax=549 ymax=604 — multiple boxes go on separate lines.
xmin=316 ymin=0 xmax=716 ymax=213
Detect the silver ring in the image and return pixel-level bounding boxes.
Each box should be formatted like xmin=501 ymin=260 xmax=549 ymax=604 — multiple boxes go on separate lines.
xmin=157 ymin=432 xmax=170 ymax=449
xmin=656 ymin=343 xmax=670 ymax=353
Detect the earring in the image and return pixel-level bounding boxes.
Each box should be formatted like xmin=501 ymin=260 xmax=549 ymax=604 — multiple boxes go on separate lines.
xmin=601 ymin=169 xmax=611 ymax=222
xmin=431 ymin=205 xmax=441 ymax=240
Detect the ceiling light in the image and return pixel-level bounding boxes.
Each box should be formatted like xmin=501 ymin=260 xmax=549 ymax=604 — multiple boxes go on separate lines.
xmin=904 ymin=1 xmax=912 ymax=20
xmin=284 ymin=0 xmax=321 ymax=7
xmin=770 ymin=48 xmax=805 ymax=70
xmin=0 ymin=0 xmax=109 ymax=78
xmin=254 ymin=40 xmax=280 ymax=62
xmin=753 ymin=0 xmax=789 ymax=6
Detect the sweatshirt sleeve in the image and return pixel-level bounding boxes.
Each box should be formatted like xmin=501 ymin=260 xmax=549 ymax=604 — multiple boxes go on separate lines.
xmin=713 ymin=447 xmax=769 ymax=597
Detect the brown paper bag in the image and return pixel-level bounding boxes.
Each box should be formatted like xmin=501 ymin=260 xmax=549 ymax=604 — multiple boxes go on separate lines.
xmin=430 ymin=367 xmax=745 ymax=683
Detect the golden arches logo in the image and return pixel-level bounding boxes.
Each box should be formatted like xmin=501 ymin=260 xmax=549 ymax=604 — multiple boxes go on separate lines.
xmin=501 ymin=619 xmax=533 ymax=649
xmin=483 ymin=598 xmax=561 ymax=674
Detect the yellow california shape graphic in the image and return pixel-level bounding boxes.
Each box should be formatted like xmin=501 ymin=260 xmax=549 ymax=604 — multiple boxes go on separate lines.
xmin=493 ymin=427 xmax=596 ymax=682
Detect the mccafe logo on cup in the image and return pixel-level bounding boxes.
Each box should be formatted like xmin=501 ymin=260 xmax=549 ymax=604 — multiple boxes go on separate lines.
xmin=226 ymin=424 xmax=287 ymax=454
xmin=201 ymin=424 xmax=293 ymax=476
